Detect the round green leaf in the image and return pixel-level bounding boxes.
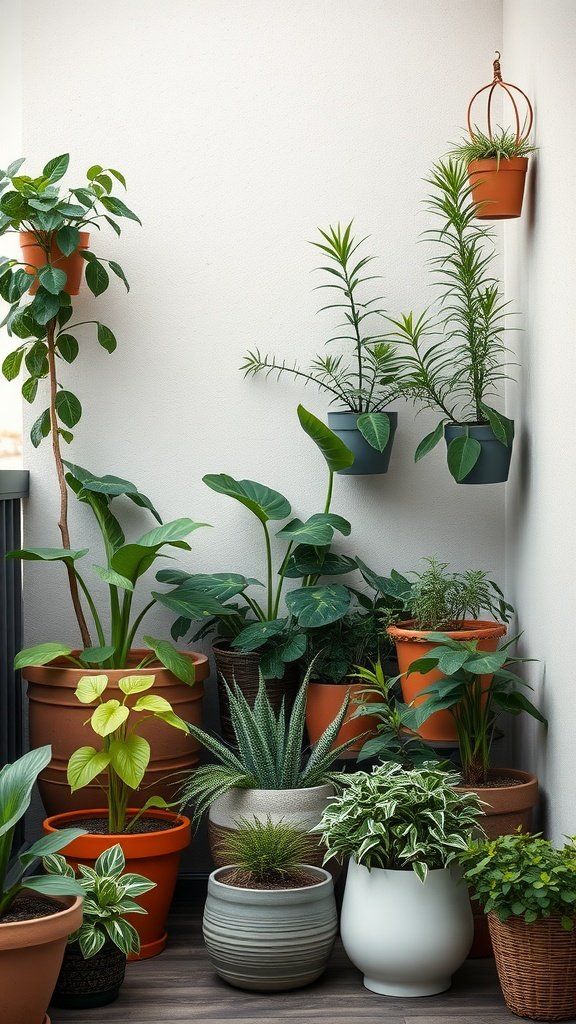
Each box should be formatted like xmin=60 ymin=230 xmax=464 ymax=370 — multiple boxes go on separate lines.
xmin=75 ymin=675 xmax=108 ymax=704
xmin=67 ymin=746 xmax=110 ymax=792
xmin=447 ymin=434 xmax=482 ymax=482
xmin=85 ymin=259 xmax=109 ymax=297
xmin=56 ymin=333 xmax=79 ymax=363
xmin=56 ymin=225 xmax=80 ymax=257
xmin=38 ymin=265 xmax=67 ymax=295
xmin=91 ymin=700 xmax=130 ymax=737
xmin=55 ymin=389 xmax=82 ymax=428
xmin=118 ymin=675 xmax=155 ymax=695
xmin=356 ymin=412 xmax=391 ymax=453
xmin=286 ymin=584 xmax=351 ymax=627
xmin=108 ymin=734 xmax=150 ymax=789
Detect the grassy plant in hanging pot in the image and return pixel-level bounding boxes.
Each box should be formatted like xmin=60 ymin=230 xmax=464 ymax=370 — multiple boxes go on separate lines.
xmin=452 ymin=53 xmax=535 ymax=220
xmin=242 ymin=221 xmax=404 ymax=475
xmin=390 ymin=158 xmax=517 ymax=483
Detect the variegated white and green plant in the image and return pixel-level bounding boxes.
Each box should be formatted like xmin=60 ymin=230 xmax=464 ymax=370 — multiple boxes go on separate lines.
xmin=67 ymin=673 xmax=189 ymax=834
xmin=0 ymin=746 xmax=86 ymax=917
xmin=314 ymin=762 xmax=484 ymax=882
xmin=43 ymin=843 xmax=155 ymax=958
xmin=180 ymin=672 xmax=363 ymax=821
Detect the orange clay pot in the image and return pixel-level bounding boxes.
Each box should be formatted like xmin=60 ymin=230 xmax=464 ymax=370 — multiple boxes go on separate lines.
xmin=386 ymin=620 xmax=507 ymax=742
xmin=43 ymin=809 xmax=191 ymax=960
xmin=24 ymin=649 xmax=208 ymax=816
xmin=19 ymin=231 xmax=90 ymax=295
xmin=467 ymin=158 xmax=528 ymax=220
xmin=0 ymin=894 xmax=83 ymax=1024
xmin=306 ymin=682 xmax=379 ymax=752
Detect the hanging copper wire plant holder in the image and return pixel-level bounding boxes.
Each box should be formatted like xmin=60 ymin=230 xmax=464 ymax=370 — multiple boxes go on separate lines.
xmin=463 ymin=53 xmax=534 ymax=220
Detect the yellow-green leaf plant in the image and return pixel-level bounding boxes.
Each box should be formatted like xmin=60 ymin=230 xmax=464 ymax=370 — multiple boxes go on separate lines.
xmin=67 ymin=673 xmax=188 ymax=834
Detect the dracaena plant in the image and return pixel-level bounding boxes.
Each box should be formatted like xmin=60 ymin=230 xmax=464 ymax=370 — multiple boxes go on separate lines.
xmin=179 ymin=672 xmax=361 ymax=821
xmin=242 ymin=221 xmax=404 ymax=454
xmin=388 ymin=159 xmax=516 ymax=482
xmin=0 ymin=153 xmax=140 ymax=646
xmin=407 ymin=634 xmax=547 ymax=787
xmin=0 ymin=746 xmax=86 ymax=917
xmin=43 ymin=843 xmax=155 ymax=958
xmin=67 ymin=672 xmax=189 ymax=834
xmin=314 ymin=762 xmax=484 ymax=882
xmin=10 ymin=462 xmax=214 ymax=677
xmin=159 ymin=406 xmax=364 ymax=679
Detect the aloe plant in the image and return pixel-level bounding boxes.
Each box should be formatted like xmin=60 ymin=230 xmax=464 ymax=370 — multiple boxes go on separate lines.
xmin=179 ymin=672 xmax=362 ymax=821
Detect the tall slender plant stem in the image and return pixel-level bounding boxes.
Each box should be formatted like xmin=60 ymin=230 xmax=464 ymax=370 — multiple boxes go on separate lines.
xmin=46 ymin=316 xmax=92 ymax=648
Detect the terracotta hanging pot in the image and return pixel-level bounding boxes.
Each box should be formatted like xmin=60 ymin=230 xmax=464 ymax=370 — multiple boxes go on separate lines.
xmin=43 ymin=809 xmax=191 ymax=961
xmin=305 ymin=681 xmax=379 ymax=751
xmin=19 ymin=231 xmax=90 ymax=295
xmin=467 ymin=158 xmax=528 ymax=220
xmin=24 ymin=649 xmax=208 ymax=816
xmin=386 ymin=620 xmax=507 ymax=742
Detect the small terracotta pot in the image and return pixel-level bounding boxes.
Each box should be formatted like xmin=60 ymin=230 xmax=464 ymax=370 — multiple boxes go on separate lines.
xmin=467 ymin=158 xmax=528 ymax=220
xmin=387 ymin=620 xmax=507 ymax=742
xmin=43 ymin=809 xmax=191 ymax=960
xmin=305 ymin=681 xmax=379 ymax=751
xmin=0 ymin=894 xmax=83 ymax=1024
xmin=19 ymin=231 xmax=90 ymax=295
xmin=24 ymin=648 xmax=208 ymax=816
xmin=456 ymin=769 xmax=538 ymax=958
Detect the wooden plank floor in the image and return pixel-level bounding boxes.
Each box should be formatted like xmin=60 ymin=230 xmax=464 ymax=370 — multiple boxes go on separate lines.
xmin=50 ymin=886 xmax=519 ymax=1024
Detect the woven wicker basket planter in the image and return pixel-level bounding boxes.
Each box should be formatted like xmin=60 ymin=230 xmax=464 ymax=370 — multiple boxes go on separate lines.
xmin=212 ymin=643 xmax=299 ymax=744
xmin=489 ymin=913 xmax=576 ymax=1020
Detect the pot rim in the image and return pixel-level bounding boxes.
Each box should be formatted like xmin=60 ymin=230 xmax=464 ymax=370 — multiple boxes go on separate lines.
xmin=350 ymin=858 xmax=458 ymax=877
xmin=19 ymin=230 xmax=91 ymax=244
xmin=43 ymin=806 xmax=190 ymax=839
xmin=387 ymin=619 xmax=507 ymax=642
xmin=468 ymin=156 xmax=529 ymax=170
xmin=22 ymin=647 xmax=209 ymax=683
xmin=455 ymin=767 xmax=538 ymax=796
xmin=212 ymin=782 xmax=335 ymax=800
xmin=210 ymin=862 xmax=332 ymax=892
xmin=0 ymin=894 xmax=83 ymax=948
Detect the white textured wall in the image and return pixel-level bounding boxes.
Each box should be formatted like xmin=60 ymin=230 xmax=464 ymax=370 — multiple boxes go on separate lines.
xmin=503 ymin=1 xmax=576 ymax=841
xmin=16 ymin=0 xmax=506 ymax=663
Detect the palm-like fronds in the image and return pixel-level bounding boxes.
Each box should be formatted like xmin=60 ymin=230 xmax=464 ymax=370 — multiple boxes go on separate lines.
xmin=180 ymin=669 xmax=361 ymax=821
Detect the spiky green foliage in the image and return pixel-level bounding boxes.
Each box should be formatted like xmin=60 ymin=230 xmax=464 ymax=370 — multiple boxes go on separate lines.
xmin=314 ymin=762 xmax=485 ymax=882
xmin=216 ymin=816 xmax=316 ymax=884
xmin=242 ymin=222 xmax=405 ymax=446
xmin=43 ymin=843 xmax=155 ymax=958
xmin=180 ymin=672 xmax=362 ymax=820
xmin=451 ymin=127 xmax=536 ymax=165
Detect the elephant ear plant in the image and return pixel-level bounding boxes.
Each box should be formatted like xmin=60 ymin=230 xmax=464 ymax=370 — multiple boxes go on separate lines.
xmin=10 ymin=461 xmax=215 ymax=676
xmin=389 ymin=158 xmax=516 ymax=483
xmin=242 ymin=220 xmax=404 ymax=457
xmin=0 ymin=746 xmax=85 ymax=917
xmin=159 ymin=405 xmax=363 ymax=678
xmin=0 ymin=154 xmax=140 ymax=646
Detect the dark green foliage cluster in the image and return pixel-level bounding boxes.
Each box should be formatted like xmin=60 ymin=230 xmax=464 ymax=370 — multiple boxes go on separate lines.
xmin=305 ymin=608 xmax=385 ymax=683
xmin=461 ymin=831 xmax=576 ymax=930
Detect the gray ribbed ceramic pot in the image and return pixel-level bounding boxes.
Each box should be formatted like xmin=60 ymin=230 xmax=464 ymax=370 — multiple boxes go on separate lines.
xmin=203 ymin=865 xmax=337 ymax=991
xmin=444 ymin=423 xmax=514 ymax=484
xmin=208 ymin=784 xmax=334 ymax=869
xmin=327 ymin=411 xmax=398 ymax=475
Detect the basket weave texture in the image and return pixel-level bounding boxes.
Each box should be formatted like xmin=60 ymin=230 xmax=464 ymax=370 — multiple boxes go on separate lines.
xmin=488 ymin=912 xmax=576 ymax=1020
xmin=212 ymin=644 xmax=298 ymax=744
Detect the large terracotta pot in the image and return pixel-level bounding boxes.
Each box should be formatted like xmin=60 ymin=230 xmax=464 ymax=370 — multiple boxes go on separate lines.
xmin=387 ymin=620 xmax=507 ymax=742
xmin=306 ymin=681 xmax=379 ymax=751
xmin=24 ymin=649 xmax=208 ymax=816
xmin=212 ymin=642 xmax=298 ymax=744
xmin=0 ymin=893 xmax=83 ymax=1024
xmin=19 ymin=230 xmax=90 ymax=295
xmin=456 ymin=768 xmax=538 ymax=958
xmin=43 ymin=808 xmax=191 ymax=960
xmin=467 ymin=157 xmax=528 ymax=220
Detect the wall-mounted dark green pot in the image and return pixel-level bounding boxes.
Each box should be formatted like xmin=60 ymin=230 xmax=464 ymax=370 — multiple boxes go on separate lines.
xmin=444 ymin=423 xmax=514 ymax=484
xmin=327 ymin=411 xmax=398 ymax=475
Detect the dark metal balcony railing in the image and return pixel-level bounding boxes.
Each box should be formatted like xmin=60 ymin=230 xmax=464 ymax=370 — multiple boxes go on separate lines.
xmin=0 ymin=469 xmax=29 ymax=771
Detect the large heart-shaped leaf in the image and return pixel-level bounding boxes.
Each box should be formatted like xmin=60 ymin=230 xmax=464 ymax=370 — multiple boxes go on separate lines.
xmin=67 ymin=746 xmax=110 ymax=792
xmin=111 ymin=543 xmax=159 ymax=583
xmin=108 ymin=734 xmax=150 ymax=789
xmin=276 ymin=517 xmax=333 ymax=546
xmin=447 ymin=434 xmax=482 ymax=482
xmin=203 ymin=474 xmax=290 ymax=523
xmin=153 ymin=587 xmax=231 ymax=619
xmin=156 ymin=572 xmax=261 ymax=602
xmin=284 ymin=546 xmax=357 ymax=578
xmin=118 ymin=675 xmax=154 ymax=696
xmin=231 ymin=618 xmax=288 ymax=652
xmin=297 ymin=405 xmax=354 ymax=472
xmin=286 ymin=585 xmax=351 ymax=627
xmin=357 ymin=412 xmax=391 ymax=453
xmin=91 ymin=700 xmax=130 ymax=737
xmin=75 ymin=675 xmax=108 ymax=704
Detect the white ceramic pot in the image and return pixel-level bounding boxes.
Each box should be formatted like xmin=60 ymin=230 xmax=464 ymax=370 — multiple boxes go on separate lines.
xmin=341 ymin=858 xmax=473 ymax=996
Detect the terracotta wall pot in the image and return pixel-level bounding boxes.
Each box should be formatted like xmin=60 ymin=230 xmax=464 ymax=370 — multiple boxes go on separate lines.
xmin=0 ymin=894 xmax=83 ymax=1024
xmin=212 ymin=643 xmax=298 ymax=744
xmin=51 ymin=940 xmax=126 ymax=1009
xmin=203 ymin=864 xmax=337 ymax=991
xmin=341 ymin=859 xmax=472 ymax=996
xmin=43 ymin=808 xmax=191 ymax=960
xmin=19 ymin=231 xmax=90 ymax=295
xmin=24 ymin=648 xmax=208 ymax=816
xmin=387 ymin=620 xmax=507 ymax=742
xmin=456 ymin=769 xmax=538 ymax=958
xmin=468 ymin=157 xmax=528 ymax=220
xmin=208 ymin=784 xmax=333 ymax=869
xmin=488 ymin=912 xmax=576 ymax=1021
xmin=306 ymin=681 xmax=379 ymax=751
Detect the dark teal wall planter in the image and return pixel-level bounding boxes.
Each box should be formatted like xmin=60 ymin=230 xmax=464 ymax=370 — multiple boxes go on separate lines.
xmin=327 ymin=411 xmax=398 ymax=475
xmin=444 ymin=423 xmax=514 ymax=484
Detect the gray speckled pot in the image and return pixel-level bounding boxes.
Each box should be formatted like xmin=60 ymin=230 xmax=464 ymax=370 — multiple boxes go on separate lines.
xmin=208 ymin=785 xmax=334 ymax=868
xmin=203 ymin=865 xmax=337 ymax=991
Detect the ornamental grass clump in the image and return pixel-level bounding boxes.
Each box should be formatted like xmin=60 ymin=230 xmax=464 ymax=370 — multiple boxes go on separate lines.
xmin=180 ymin=672 xmax=362 ymax=821
xmin=451 ymin=126 xmax=536 ymax=166
xmin=315 ymin=762 xmax=484 ymax=882
xmin=216 ymin=817 xmax=317 ymax=888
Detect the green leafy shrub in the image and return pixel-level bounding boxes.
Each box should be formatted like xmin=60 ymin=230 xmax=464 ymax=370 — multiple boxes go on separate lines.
xmin=216 ymin=817 xmax=315 ymax=886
